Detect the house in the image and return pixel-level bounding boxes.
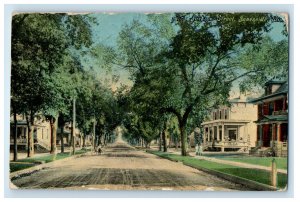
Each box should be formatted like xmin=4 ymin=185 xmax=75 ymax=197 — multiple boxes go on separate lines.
xmin=10 ymin=114 xmax=52 ymax=151
xmin=56 ymin=123 xmax=84 ymax=147
xmin=201 ymin=95 xmax=257 ymax=152
xmin=250 ymin=80 xmax=288 ymax=157
xmin=10 ymin=115 xmax=85 ymax=153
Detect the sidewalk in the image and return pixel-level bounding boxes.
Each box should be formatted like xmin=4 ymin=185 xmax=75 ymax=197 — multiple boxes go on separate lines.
xmin=166 ymin=149 xmax=287 ymax=174
xmin=10 ymin=146 xmax=91 ymax=161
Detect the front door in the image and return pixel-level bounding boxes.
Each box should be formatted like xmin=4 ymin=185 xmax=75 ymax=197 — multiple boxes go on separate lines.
xmin=263 ymin=124 xmax=271 ymax=147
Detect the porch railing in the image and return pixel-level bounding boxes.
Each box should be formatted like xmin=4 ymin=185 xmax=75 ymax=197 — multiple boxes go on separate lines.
xmin=10 ymin=138 xmax=27 ymax=144
xmin=203 ymin=140 xmax=248 ymax=147
xmin=273 ymin=110 xmax=288 ymax=116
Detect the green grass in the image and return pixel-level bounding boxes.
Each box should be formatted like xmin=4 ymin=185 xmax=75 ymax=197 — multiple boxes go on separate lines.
xmin=217 ymin=157 xmax=287 ymax=170
xmin=10 ymin=149 xmax=88 ymax=172
xmin=10 ymin=163 xmax=36 ymax=173
xmin=148 ymin=150 xmax=287 ymax=189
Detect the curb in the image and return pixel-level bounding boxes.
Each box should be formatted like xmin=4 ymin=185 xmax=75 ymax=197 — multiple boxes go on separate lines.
xmin=147 ymin=151 xmax=279 ymax=191
xmin=184 ymin=162 xmax=278 ymax=191
xmin=10 ymin=153 xmax=87 ymax=180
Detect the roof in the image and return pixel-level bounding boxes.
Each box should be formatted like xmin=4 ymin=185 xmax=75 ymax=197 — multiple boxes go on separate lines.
xmin=255 ymin=115 xmax=288 ymax=123
xmin=249 ymin=81 xmax=288 ymax=103
xmin=229 ymin=96 xmax=257 ymax=103
xmin=274 ymin=82 xmax=288 ymax=94
xmin=10 ymin=120 xmax=27 ymax=125
xmin=202 ymin=119 xmax=251 ymax=126
xmin=264 ymin=80 xmax=286 ymax=86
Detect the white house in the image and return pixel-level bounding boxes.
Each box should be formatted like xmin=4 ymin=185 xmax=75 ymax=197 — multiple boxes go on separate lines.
xmin=201 ymin=95 xmax=257 ymax=152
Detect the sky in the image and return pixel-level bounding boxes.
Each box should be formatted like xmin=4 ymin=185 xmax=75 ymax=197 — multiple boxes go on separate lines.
xmin=82 ymin=12 xmax=288 ymax=93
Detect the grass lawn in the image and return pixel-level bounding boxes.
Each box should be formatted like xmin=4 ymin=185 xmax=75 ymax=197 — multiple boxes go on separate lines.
xmin=10 ymin=162 xmax=36 ymax=173
xmin=10 ymin=148 xmax=88 ymax=173
xmin=148 ymin=150 xmax=287 ymax=189
xmin=216 ymin=157 xmax=287 ymax=170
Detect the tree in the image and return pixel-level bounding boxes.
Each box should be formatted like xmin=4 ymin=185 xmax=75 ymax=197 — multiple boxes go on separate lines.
xmin=236 ymin=36 xmax=289 ymax=92
xmin=116 ymin=13 xmax=287 ymax=156
xmin=11 ymin=14 xmax=68 ymax=157
xmin=11 ymin=13 xmax=94 ymax=157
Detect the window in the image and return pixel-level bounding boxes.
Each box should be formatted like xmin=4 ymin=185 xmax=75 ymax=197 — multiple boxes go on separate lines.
xmin=275 ymin=99 xmax=283 ymax=111
xmin=219 ymin=111 xmax=222 ymax=119
xmin=224 ymin=109 xmax=229 ymax=119
xmin=263 ymin=103 xmax=269 ymax=115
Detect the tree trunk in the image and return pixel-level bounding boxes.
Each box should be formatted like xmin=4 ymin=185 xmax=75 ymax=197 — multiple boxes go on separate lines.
xmin=162 ymin=122 xmax=167 ymax=152
xmin=79 ymin=134 xmax=82 ymax=148
xmin=60 ymin=128 xmax=64 ymax=153
xmin=92 ymin=120 xmax=96 ymax=150
xmin=72 ymin=133 xmax=76 ymax=155
xmin=175 ymin=136 xmax=178 ymax=150
xmin=13 ymin=109 xmax=18 ymax=161
xmin=72 ymin=98 xmax=76 ymax=155
xmin=159 ymin=133 xmax=162 ymax=151
xmin=50 ymin=117 xmax=57 ymax=154
xmin=104 ymin=132 xmax=107 ymax=146
xmin=26 ymin=114 xmax=34 ymax=157
xmin=179 ymin=124 xmax=188 ymax=156
xmin=83 ymin=133 xmax=86 ymax=148
xmin=70 ymin=121 xmax=75 ymax=155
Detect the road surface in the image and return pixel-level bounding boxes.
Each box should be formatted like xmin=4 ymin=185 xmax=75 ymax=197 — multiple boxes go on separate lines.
xmin=11 ymin=135 xmax=248 ymax=190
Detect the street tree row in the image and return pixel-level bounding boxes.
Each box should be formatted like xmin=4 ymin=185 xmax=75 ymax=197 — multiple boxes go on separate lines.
xmin=11 ymin=14 xmax=121 ymax=160
xmin=114 ymin=13 xmax=288 ymax=155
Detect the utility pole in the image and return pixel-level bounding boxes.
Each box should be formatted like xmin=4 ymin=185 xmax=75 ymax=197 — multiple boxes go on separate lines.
xmin=93 ymin=116 xmax=96 ymax=151
xmin=72 ymin=98 xmax=76 ymax=155
xmin=13 ymin=109 xmax=18 ymax=161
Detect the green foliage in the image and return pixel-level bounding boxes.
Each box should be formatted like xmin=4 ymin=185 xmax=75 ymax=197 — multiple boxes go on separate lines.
xmin=11 ymin=13 xmax=95 ymax=120
xmin=237 ymin=37 xmax=288 ymax=93
xmin=116 ymin=13 xmax=288 ymax=155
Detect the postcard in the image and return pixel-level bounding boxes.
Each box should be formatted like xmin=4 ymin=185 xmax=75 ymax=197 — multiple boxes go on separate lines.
xmin=9 ymin=12 xmax=288 ymax=191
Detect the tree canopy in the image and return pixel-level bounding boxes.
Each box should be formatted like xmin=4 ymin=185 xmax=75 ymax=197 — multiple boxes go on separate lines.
xmin=10 ymin=12 xmax=288 ymax=158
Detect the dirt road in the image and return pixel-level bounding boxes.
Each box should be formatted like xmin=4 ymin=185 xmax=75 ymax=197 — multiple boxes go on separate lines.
xmin=11 ymin=137 xmax=248 ymax=190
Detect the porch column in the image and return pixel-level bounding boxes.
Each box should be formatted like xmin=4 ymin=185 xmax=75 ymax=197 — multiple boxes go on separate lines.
xmin=222 ymin=124 xmax=225 ymax=141
xmin=272 ymin=124 xmax=276 ymax=141
xmin=259 ymin=125 xmax=263 ymax=147
xmin=212 ymin=125 xmax=215 ymax=141
xmin=203 ymin=127 xmax=208 ymax=144
xmin=277 ymin=123 xmax=281 ymax=142
xmin=221 ymin=123 xmax=225 ymax=152
xmin=217 ymin=124 xmax=220 ymax=141
xmin=203 ymin=127 xmax=206 ymax=144
xmin=208 ymin=126 xmax=210 ymax=142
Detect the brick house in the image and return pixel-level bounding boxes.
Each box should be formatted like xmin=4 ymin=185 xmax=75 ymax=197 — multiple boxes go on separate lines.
xmin=250 ymin=80 xmax=288 ymax=157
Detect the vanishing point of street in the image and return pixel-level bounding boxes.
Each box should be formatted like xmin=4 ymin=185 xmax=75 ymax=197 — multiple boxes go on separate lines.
xmin=11 ymin=135 xmax=248 ymax=191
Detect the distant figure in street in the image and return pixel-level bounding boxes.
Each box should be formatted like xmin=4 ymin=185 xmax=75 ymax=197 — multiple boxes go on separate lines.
xmin=95 ymin=145 xmax=102 ymax=155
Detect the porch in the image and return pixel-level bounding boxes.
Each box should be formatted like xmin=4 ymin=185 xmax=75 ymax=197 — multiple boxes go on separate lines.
xmin=256 ymin=122 xmax=288 ymax=157
xmin=202 ymin=120 xmax=251 ymax=152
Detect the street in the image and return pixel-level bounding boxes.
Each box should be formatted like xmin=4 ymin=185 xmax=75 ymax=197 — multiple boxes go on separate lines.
xmin=11 ymin=137 xmax=248 ymax=191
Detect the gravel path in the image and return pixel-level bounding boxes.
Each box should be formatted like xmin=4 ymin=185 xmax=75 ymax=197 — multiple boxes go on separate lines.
xmin=11 ymin=137 xmax=249 ymax=191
